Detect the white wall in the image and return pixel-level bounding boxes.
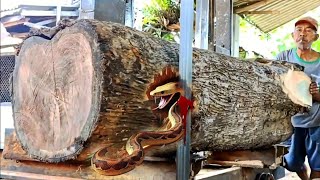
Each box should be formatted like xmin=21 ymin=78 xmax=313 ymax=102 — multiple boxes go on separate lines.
xmin=0 ymin=103 xmax=14 ymax=149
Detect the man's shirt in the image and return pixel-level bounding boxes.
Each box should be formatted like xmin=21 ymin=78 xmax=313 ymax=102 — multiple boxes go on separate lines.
xmin=276 ymin=48 xmax=320 ymax=128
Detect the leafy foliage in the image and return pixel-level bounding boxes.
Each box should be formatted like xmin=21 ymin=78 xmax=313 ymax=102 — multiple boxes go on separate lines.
xmin=313 ymin=40 xmax=320 ymax=51
xmin=142 ymin=0 xmax=180 ymax=42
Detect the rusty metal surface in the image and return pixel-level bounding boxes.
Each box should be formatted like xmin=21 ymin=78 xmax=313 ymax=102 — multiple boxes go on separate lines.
xmin=94 ymin=0 xmax=126 ymax=24
xmin=215 ymin=0 xmax=232 ymax=56
xmin=233 ymin=0 xmax=320 ymax=32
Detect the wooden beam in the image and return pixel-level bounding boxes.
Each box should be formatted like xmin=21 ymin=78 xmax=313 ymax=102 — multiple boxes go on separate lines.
xmin=3 ymin=18 xmax=30 ymax=28
xmin=24 ymin=22 xmax=51 ymax=29
xmin=36 ymin=19 xmax=56 ymax=26
xmin=11 ymin=33 xmax=30 ymax=39
xmin=1 ymin=16 xmax=24 ymax=25
xmin=0 ymin=151 xmax=178 ymax=180
xmin=0 ymin=170 xmax=82 ymax=180
xmin=240 ymin=10 xmax=280 ymax=14
xmin=19 ymin=3 xmax=79 ymax=8
xmin=235 ymin=0 xmax=277 ymax=13
xmin=207 ymin=160 xmax=264 ymax=169
xmin=195 ymin=167 xmax=242 ymax=180
xmin=20 ymin=9 xmax=79 ymax=17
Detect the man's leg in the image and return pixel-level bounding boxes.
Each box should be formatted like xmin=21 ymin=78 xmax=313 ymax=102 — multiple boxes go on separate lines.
xmin=310 ymin=170 xmax=320 ymax=179
xmin=283 ymin=128 xmax=308 ymax=178
xmin=307 ymin=127 xmax=320 ymax=180
xmin=296 ymin=164 xmax=309 ymax=180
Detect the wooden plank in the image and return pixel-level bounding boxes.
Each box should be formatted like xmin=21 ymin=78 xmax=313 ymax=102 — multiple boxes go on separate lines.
xmin=1 ymin=170 xmax=82 ymax=180
xmin=24 ymin=22 xmax=51 ymax=29
xmin=2 ymin=132 xmax=39 ymax=161
xmin=206 ymin=149 xmax=275 ymax=166
xmin=20 ymin=9 xmax=79 ymax=17
xmin=240 ymin=10 xmax=280 ymax=14
xmin=208 ymin=160 xmax=264 ymax=168
xmin=36 ymin=19 xmax=56 ymax=26
xmin=3 ymin=18 xmax=30 ymax=28
xmin=19 ymin=4 xmax=79 ymax=8
xmin=195 ymin=167 xmax=242 ymax=180
xmin=0 ymin=150 xmax=177 ymax=180
xmin=12 ymin=33 xmax=29 ymax=39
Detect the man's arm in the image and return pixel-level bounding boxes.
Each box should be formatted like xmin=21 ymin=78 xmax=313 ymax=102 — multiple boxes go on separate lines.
xmin=310 ymin=82 xmax=320 ymax=102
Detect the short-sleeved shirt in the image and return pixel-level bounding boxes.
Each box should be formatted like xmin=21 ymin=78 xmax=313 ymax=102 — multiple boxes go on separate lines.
xmin=276 ymin=48 xmax=320 ymax=128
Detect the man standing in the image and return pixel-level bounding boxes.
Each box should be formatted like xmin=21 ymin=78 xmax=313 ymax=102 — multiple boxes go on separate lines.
xmin=276 ymin=17 xmax=320 ymax=180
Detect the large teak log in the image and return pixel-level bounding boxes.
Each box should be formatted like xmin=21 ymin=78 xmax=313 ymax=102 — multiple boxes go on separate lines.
xmin=12 ymin=19 xmax=301 ymax=162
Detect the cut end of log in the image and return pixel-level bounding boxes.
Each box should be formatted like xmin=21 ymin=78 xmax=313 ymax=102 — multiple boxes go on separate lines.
xmin=280 ymin=68 xmax=312 ymax=107
xmin=12 ymin=24 xmax=100 ymax=161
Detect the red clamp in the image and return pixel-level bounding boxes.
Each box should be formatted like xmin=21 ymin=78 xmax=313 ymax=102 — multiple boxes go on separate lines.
xmin=176 ymin=96 xmax=194 ymax=143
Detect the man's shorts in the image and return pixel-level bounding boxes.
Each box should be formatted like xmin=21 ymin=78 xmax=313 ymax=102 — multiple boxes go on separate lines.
xmin=284 ymin=127 xmax=320 ymax=172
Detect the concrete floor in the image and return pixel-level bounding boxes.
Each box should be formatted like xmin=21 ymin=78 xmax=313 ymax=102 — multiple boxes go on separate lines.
xmin=280 ymin=171 xmax=300 ymax=180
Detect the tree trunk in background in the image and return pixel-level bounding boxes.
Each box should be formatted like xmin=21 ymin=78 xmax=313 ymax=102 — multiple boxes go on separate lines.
xmin=12 ymin=19 xmax=301 ymax=162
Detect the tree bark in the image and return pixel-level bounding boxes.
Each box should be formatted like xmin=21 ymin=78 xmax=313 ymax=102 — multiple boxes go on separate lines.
xmin=12 ymin=19 xmax=301 ymax=162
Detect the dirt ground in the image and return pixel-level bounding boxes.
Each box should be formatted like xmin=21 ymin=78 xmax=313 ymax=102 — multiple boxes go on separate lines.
xmin=280 ymin=170 xmax=300 ymax=180
xmin=280 ymin=159 xmax=310 ymax=180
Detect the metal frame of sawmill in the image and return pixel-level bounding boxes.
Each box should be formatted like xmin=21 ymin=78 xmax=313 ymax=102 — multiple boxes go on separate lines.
xmin=179 ymin=1 xmax=287 ymax=180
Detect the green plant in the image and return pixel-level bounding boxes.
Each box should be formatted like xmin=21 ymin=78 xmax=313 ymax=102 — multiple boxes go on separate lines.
xmin=312 ymin=39 xmax=320 ymax=51
xmin=142 ymin=0 xmax=180 ymax=42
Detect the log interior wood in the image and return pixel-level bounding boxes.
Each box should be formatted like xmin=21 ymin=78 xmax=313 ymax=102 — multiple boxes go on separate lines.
xmin=11 ymin=19 xmax=303 ymax=162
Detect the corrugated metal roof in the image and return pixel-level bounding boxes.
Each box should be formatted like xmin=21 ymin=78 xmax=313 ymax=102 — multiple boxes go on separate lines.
xmin=234 ymin=0 xmax=320 ymax=32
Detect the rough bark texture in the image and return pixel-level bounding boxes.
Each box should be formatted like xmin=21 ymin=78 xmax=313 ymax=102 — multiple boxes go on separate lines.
xmin=12 ymin=19 xmax=301 ymax=162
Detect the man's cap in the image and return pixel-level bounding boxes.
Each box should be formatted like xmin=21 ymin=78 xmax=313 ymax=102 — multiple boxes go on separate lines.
xmin=295 ymin=16 xmax=318 ymax=31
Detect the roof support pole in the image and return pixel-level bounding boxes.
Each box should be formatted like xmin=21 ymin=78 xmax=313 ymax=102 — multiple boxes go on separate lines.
xmin=195 ymin=0 xmax=209 ymax=49
xmin=211 ymin=0 xmax=233 ymax=56
xmin=56 ymin=4 xmax=61 ymax=25
xmin=79 ymin=0 xmax=95 ymax=19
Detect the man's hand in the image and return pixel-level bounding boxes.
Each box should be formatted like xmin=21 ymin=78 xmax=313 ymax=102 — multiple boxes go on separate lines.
xmin=310 ymin=82 xmax=320 ymax=102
